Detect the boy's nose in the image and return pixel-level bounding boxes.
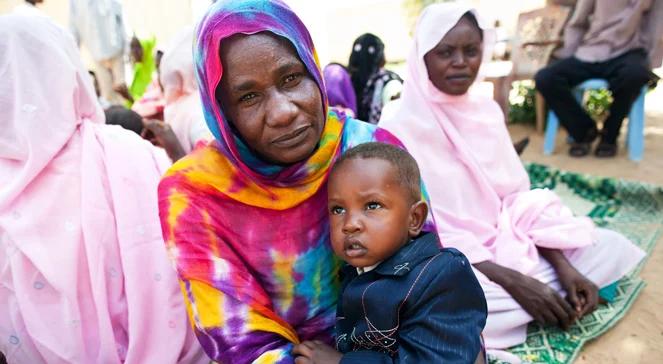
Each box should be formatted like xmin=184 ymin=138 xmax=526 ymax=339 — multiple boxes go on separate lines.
xmin=341 ymin=213 xmax=362 ymax=234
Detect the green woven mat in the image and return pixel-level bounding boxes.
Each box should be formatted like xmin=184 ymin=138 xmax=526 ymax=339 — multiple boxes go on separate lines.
xmin=488 ymin=163 xmax=663 ymax=364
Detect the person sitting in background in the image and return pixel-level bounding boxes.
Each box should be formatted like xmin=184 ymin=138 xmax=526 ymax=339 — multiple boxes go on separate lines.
xmin=348 ymin=33 xmax=403 ymax=124
xmin=159 ymin=27 xmax=212 ymax=154
xmin=535 ymin=0 xmax=663 ymax=158
xmin=379 ymin=3 xmax=645 ymax=358
xmin=0 ymin=15 xmax=205 ymax=364
xmin=323 ymin=63 xmax=357 ymax=117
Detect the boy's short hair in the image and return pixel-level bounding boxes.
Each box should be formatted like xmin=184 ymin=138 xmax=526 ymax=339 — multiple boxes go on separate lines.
xmin=104 ymin=106 xmax=144 ymax=136
xmin=333 ymin=142 xmax=422 ymax=202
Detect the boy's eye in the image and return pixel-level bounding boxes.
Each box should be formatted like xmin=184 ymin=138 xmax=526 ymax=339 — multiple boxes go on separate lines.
xmin=366 ymin=202 xmax=382 ymax=210
xmin=330 ymin=206 xmax=345 ymax=215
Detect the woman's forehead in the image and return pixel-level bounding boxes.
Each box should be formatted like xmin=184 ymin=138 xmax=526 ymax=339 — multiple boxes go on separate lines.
xmin=437 ymin=18 xmax=483 ymax=47
xmin=219 ymin=33 xmax=304 ymax=79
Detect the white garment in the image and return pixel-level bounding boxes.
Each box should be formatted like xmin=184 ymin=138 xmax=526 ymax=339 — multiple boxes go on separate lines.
xmin=477 ymin=228 xmax=644 ymax=351
xmin=12 ymin=3 xmax=46 ymax=18
xmin=69 ymin=0 xmax=126 ymax=61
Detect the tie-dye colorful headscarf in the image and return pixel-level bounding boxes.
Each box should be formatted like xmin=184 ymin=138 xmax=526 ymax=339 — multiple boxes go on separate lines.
xmin=157 ymin=1 xmax=412 ymax=363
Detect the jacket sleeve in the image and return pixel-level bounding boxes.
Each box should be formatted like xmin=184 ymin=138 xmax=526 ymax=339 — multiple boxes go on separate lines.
xmin=341 ymin=250 xmax=487 ymax=364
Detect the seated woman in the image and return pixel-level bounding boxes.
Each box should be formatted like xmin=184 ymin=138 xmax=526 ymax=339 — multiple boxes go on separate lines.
xmin=379 ymin=3 xmax=645 ymax=354
xmin=157 ymin=1 xmax=432 ymax=363
xmin=348 ymin=33 xmax=403 ymax=124
xmin=0 ymin=15 xmax=204 ymax=363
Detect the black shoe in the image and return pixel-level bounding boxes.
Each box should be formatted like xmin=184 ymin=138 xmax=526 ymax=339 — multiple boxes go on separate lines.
xmin=595 ymin=143 xmax=617 ymax=158
xmin=568 ymin=127 xmax=598 ymax=158
xmin=513 ymin=137 xmax=530 ymax=155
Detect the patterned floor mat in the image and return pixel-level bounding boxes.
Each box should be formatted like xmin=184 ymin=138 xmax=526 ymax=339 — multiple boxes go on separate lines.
xmin=488 ymin=163 xmax=663 ymax=364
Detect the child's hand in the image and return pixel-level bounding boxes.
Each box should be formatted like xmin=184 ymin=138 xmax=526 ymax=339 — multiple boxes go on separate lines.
xmin=292 ymin=340 xmax=342 ymax=364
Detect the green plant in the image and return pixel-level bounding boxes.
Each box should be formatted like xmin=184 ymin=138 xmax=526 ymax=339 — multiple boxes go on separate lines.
xmin=508 ymin=80 xmax=536 ymax=124
xmin=585 ymin=88 xmax=613 ymax=120
xmin=507 ymin=82 xmax=614 ymax=125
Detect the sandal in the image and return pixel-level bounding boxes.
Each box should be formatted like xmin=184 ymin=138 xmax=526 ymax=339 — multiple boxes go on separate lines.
xmin=595 ymin=143 xmax=617 ymax=158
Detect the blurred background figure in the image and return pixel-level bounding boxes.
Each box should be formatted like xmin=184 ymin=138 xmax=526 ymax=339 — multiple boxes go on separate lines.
xmin=114 ymin=35 xmax=158 ymax=107
xmin=69 ymin=0 xmax=127 ymax=104
xmin=159 ymin=27 xmax=212 ymax=154
xmin=323 ymin=63 xmax=357 ymax=117
xmin=348 ymin=33 xmax=403 ymax=124
xmin=535 ymin=0 xmax=663 ymax=158
xmin=12 ymin=0 xmax=45 ymax=17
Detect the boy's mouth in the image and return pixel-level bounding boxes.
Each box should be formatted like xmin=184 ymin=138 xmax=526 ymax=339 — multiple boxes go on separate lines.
xmin=343 ymin=238 xmax=368 ymax=258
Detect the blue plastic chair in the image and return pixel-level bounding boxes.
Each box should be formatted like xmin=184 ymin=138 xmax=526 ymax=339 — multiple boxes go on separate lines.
xmin=543 ymin=79 xmax=646 ymax=161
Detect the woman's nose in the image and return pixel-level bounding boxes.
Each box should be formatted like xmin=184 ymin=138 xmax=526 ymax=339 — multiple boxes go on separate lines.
xmin=265 ymin=90 xmax=298 ymax=128
xmin=451 ymin=51 xmax=467 ymax=67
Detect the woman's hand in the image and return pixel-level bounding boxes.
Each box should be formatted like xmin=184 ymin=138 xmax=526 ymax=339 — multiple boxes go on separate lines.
xmin=292 ymin=340 xmax=342 ymax=364
xmin=556 ymin=266 xmax=599 ymax=318
xmin=113 ymin=83 xmax=134 ymax=103
xmin=141 ymin=118 xmax=186 ymax=162
xmin=474 ymin=261 xmax=576 ymax=330
xmin=505 ymin=273 xmax=577 ymax=329
xmin=538 ymin=247 xmax=599 ymax=318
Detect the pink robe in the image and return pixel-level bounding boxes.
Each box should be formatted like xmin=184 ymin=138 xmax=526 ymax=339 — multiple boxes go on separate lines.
xmin=0 ymin=15 xmax=206 ymax=364
xmin=379 ymin=3 xmax=644 ymax=353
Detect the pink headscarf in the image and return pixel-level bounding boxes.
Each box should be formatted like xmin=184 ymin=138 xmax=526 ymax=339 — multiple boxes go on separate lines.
xmin=379 ymin=3 xmax=595 ymax=275
xmin=160 ymin=27 xmax=209 ymax=153
xmin=0 ymin=15 xmax=205 ymax=363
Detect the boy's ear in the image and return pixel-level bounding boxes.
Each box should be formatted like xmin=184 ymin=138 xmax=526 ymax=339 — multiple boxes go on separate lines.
xmin=408 ymin=201 xmax=428 ymax=238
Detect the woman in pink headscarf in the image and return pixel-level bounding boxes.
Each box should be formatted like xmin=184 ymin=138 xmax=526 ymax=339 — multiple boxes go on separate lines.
xmin=379 ymin=3 xmax=645 ymax=353
xmin=159 ymin=27 xmax=211 ymax=154
xmin=0 ymin=15 xmax=205 ymax=364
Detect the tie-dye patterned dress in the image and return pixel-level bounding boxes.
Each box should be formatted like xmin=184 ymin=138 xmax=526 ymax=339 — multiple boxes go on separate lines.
xmin=157 ymin=1 xmax=418 ymax=362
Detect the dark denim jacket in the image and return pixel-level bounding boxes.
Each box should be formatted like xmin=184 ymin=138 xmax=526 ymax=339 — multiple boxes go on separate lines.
xmin=336 ymin=233 xmax=487 ymax=363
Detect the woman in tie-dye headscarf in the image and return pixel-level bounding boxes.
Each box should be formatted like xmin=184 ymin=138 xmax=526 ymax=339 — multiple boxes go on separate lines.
xmin=157 ymin=1 xmax=433 ymax=363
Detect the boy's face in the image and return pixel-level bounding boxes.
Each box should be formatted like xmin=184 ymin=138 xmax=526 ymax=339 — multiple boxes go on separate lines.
xmin=328 ymin=157 xmax=427 ymax=268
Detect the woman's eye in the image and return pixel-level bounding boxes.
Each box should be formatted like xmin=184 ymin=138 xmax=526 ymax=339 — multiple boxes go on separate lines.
xmin=330 ymin=206 xmax=345 ymax=215
xmin=239 ymin=93 xmax=257 ymax=102
xmin=437 ymin=50 xmax=452 ymax=58
xmin=284 ymin=73 xmax=302 ymax=85
xmin=366 ymin=202 xmax=382 ymax=210
xmin=465 ymin=47 xmax=479 ymax=57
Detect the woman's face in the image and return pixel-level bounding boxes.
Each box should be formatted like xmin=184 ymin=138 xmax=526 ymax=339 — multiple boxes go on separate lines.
xmin=423 ymin=16 xmax=483 ymax=95
xmin=217 ymin=33 xmax=325 ymax=165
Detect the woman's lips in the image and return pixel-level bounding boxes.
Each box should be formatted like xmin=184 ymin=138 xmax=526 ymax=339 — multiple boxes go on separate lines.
xmin=271 ymin=125 xmax=311 ymax=148
xmin=446 ymin=75 xmax=471 ymax=84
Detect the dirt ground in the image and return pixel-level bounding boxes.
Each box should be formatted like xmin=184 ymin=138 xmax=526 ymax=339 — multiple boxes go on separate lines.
xmin=507 ymin=86 xmax=663 ymax=363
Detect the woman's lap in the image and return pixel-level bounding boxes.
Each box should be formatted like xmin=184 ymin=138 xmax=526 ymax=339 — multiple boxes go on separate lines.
xmin=476 ymin=228 xmax=645 ymax=349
